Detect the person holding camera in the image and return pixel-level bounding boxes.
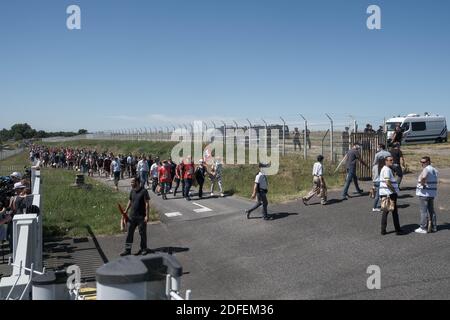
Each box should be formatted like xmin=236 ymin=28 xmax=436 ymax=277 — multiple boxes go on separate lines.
xmin=379 ymin=156 xmax=404 ymax=235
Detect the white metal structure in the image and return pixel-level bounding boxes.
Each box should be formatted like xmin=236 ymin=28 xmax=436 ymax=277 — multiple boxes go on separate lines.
xmin=0 ymin=170 xmax=43 ymax=300
xmin=386 ymin=113 xmax=447 ymax=144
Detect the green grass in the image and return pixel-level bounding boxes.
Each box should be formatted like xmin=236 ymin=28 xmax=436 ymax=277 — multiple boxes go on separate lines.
xmin=0 ymin=151 xmax=159 ymax=238
xmin=218 ymin=154 xmax=344 ymax=203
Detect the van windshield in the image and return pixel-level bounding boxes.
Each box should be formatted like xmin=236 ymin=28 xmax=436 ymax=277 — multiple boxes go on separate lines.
xmin=386 ymin=122 xmax=400 ymax=131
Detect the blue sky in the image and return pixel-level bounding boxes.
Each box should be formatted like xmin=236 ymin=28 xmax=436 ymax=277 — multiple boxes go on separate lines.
xmin=1 ymin=0 xmax=449 ymax=131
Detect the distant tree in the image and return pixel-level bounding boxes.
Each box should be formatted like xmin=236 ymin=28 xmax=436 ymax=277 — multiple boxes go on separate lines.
xmin=78 ymin=129 xmax=88 ymax=135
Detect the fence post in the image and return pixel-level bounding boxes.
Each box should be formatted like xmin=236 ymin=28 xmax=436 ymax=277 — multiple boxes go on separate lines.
xmin=221 ymin=121 xmax=227 ymax=150
xmin=246 ymin=118 xmax=252 ymax=152
xmin=325 ymin=113 xmax=334 ymax=163
xmin=300 ymin=114 xmax=307 ymax=160
xmin=280 ymin=117 xmax=286 ymax=156
xmin=261 ymin=118 xmax=268 ymax=150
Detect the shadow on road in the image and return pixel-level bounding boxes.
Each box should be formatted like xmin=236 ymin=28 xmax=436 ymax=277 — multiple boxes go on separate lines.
xmin=152 ymin=246 xmax=189 ymax=255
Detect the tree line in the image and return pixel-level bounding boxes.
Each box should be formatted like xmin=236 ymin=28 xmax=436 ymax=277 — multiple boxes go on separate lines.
xmin=0 ymin=123 xmax=88 ymax=143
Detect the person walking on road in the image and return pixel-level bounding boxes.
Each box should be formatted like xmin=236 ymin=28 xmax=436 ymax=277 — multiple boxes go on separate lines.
xmin=158 ymin=160 xmax=172 ymax=200
xmin=390 ymin=143 xmax=406 ymax=189
xmin=111 ymin=156 xmax=121 ymax=191
xmin=379 ymin=156 xmax=404 ymax=235
xmin=341 ymin=143 xmax=368 ymax=200
xmin=210 ymin=157 xmax=224 ymax=197
xmin=137 ymin=156 xmax=150 ymax=189
xmin=372 ymin=144 xmax=391 ymax=212
xmin=195 ymin=159 xmax=207 ymax=199
xmin=150 ymin=160 xmax=159 ymax=194
xmin=302 ymin=155 xmax=327 ymax=205
xmin=120 ymin=177 xmax=150 ymax=256
xmin=173 ymin=159 xmax=184 ymax=197
xmin=183 ymin=157 xmax=195 ymax=201
xmin=415 ymin=156 xmax=439 ymax=234
xmin=245 ymin=163 xmax=270 ymax=220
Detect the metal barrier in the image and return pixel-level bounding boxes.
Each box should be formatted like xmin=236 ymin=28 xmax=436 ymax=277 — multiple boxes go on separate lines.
xmin=0 ymin=148 xmax=24 ymax=161
xmin=0 ymin=169 xmax=43 ymax=300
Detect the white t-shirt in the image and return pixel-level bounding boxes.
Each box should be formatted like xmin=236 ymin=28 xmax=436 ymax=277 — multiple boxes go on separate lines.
xmin=138 ymin=159 xmax=149 ymax=173
xmin=150 ymin=163 xmax=159 ymax=178
xmin=111 ymin=160 xmax=121 ymax=172
xmin=312 ymin=162 xmax=323 ymax=176
xmin=379 ymin=166 xmax=399 ymax=196
xmin=255 ymin=172 xmax=268 ymax=190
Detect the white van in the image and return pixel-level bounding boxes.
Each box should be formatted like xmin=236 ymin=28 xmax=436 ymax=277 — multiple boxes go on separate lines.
xmin=386 ymin=113 xmax=447 ymax=144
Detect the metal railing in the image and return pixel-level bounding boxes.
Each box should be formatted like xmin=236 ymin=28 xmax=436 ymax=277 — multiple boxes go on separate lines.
xmin=0 ymin=148 xmax=24 ymax=161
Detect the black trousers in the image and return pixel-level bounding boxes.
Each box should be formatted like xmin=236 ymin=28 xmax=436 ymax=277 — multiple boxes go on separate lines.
xmin=247 ymin=190 xmax=268 ymax=217
xmin=125 ymin=218 xmax=147 ymax=251
xmin=381 ymin=193 xmax=401 ymax=232
xmin=197 ymin=179 xmax=204 ymax=198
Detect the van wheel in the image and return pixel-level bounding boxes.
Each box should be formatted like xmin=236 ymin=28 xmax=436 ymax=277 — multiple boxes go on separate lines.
xmin=435 ymin=138 xmax=443 ymax=143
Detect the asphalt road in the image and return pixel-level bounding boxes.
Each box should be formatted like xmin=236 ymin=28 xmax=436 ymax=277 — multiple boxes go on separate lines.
xmin=95 ymin=170 xmax=450 ymax=300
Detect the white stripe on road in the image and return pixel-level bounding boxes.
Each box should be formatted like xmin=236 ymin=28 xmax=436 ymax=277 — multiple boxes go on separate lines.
xmin=192 ymin=202 xmax=213 ymax=213
xmin=165 ymin=212 xmax=182 ymax=217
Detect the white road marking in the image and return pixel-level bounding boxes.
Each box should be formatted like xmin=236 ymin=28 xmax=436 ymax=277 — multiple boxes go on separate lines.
xmin=165 ymin=212 xmax=182 ymax=217
xmin=192 ymin=202 xmax=213 ymax=213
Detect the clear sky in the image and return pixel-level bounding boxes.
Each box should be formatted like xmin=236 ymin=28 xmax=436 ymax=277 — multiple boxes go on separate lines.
xmin=1 ymin=0 xmax=449 ymax=131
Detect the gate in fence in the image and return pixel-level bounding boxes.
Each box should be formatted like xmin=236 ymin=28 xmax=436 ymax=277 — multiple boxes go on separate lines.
xmin=350 ymin=132 xmax=386 ymax=180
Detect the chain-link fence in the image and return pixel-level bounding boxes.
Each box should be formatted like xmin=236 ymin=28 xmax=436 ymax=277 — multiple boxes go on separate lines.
xmin=41 ymin=114 xmax=387 ymax=163
xmin=0 ymin=148 xmax=25 ymax=161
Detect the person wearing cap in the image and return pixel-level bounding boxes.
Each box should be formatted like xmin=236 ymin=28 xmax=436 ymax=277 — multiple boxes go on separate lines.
xmin=195 ymin=159 xmax=207 ymax=199
xmin=302 ymin=155 xmax=327 ymax=205
xmin=10 ymin=172 xmax=22 ymax=184
xmin=245 ymin=163 xmax=270 ymax=220
xmin=341 ymin=143 xmax=368 ymax=200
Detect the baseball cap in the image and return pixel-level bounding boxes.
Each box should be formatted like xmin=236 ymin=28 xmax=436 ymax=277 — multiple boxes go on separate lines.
xmin=10 ymin=172 xmax=22 ymax=179
xmin=14 ymin=182 xmax=26 ymax=190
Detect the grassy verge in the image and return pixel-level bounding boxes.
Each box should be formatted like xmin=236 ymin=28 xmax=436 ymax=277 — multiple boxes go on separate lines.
xmin=41 ymin=140 xmax=345 ymax=203
xmin=1 ymin=151 xmax=159 ymax=238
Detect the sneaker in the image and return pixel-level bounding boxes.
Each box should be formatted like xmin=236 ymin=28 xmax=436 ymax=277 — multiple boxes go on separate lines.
xmin=141 ymin=249 xmax=148 ymax=256
xmin=356 ymin=189 xmax=364 ymax=194
xmin=220 ymin=193 xmax=225 ymax=197
xmin=321 ymin=201 xmax=327 ymax=205
xmin=211 ymin=192 xmax=214 ymax=197
xmin=415 ymin=227 xmax=427 ymax=234
xmin=245 ymin=210 xmax=250 ymax=219
xmin=341 ymin=195 xmax=349 ymax=201
xmin=372 ymin=208 xmax=381 ymax=212
xmin=302 ymin=198 xmax=308 ymax=206
xmin=381 ymin=230 xmax=387 ymax=235
xmin=120 ymin=250 xmax=131 ymax=256
xmin=263 ymin=215 xmax=271 ymax=220
xmin=432 ymin=227 xmax=437 ymax=233
xmin=186 ymin=196 xmax=191 ymax=201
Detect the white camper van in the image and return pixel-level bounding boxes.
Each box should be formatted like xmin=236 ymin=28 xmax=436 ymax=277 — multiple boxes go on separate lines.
xmin=386 ymin=113 xmax=447 ymax=144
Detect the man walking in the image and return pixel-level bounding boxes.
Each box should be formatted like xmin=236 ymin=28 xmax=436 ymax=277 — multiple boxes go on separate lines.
xmin=210 ymin=157 xmax=224 ymax=197
xmin=390 ymin=143 xmax=406 ymax=189
xmin=183 ymin=157 xmax=195 ymax=201
xmin=137 ymin=156 xmax=149 ymax=189
xmin=120 ymin=177 xmax=150 ymax=256
xmin=341 ymin=143 xmax=368 ymax=200
xmin=195 ymin=159 xmax=207 ymax=199
xmin=415 ymin=156 xmax=439 ymax=234
xmin=245 ymin=163 xmax=270 ymax=220
xmin=379 ymin=156 xmax=404 ymax=235
xmin=372 ymin=144 xmax=391 ymax=212
xmin=302 ymin=155 xmax=327 ymax=205
xmin=111 ymin=156 xmax=121 ymax=191
xmin=158 ymin=160 xmax=172 ymax=200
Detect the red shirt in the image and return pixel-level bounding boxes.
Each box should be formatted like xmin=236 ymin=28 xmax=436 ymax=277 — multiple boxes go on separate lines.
xmin=158 ymin=165 xmax=172 ymax=183
xmin=183 ymin=163 xmax=194 ymax=180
